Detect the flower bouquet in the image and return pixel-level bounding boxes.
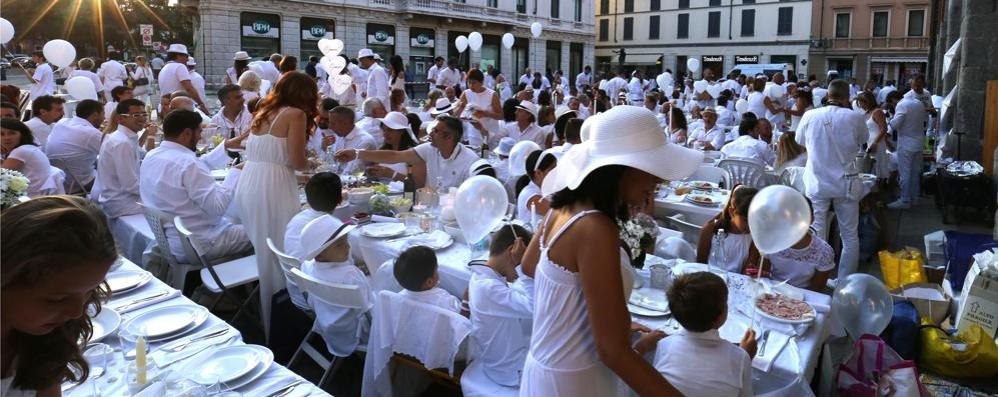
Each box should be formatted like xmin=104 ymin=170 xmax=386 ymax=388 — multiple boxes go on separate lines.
xmin=619 ymin=213 xmax=658 ymax=268
xmin=1 ymin=169 xmax=30 ymax=209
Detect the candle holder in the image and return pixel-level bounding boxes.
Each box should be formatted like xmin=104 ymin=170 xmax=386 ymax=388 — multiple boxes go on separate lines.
xmin=125 ymin=358 xmax=159 ymax=394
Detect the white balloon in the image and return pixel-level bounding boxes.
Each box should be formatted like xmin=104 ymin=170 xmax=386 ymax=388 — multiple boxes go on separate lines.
xmin=656 ymin=74 xmax=669 ymax=90
xmin=706 ymin=84 xmax=722 ymax=99
xmin=248 ymin=61 xmax=265 ymax=75
xmin=735 ymin=98 xmax=749 ymax=114
xmin=747 ymin=185 xmax=811 ymax=254
xmin=65 ymin=76 xmax=97 ymax=100
xmin=832 ymin=274 xmax=894 ymax=339
xmin=686 ymin=58 xmax=701 ymax=73
xmin=693 ymin=80 xmax=708 ymax=94
xmin=42 ymin=39 xmax=76 ymax=68
xmin=331 ymin=74 xmax=352 ymax=96
xmin=508 ymin=140 xmax=541 ymax=176
xmin=0 ymin=18 xmax=14 ymax=44
xmin=454 ymin=176 xmax=509 ymax=245
xmin=317 ymin=38 xmax=343 ymax=57
xmin=455 ymin=35 xmax=469 ymax=53
xmin=530 ymin=22 xmax=543 ymax=38
xmin=502 ymin=33 xmax=515 ymax=50
xmin=468 ymin=32 xmax=483 ymax=52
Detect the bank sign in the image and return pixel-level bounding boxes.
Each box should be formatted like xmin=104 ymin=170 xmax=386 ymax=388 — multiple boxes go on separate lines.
xmin=367 ymin=30 xmax=395 ymax=45
xmin=410 ymin=33 xmax=434 ymax=48
xmin=243 ymin=20 xmax=280 ymax=38
xmin=302 ymin=25 xmax=334 ymax=40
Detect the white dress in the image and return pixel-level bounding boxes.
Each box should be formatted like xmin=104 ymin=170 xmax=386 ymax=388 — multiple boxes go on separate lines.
xmin=521 ymin=210 xmax=619 ymax=397
xmin=866 ymin=112 xmax=890 ymax=179
xmin=463 ymin=88 xmax=502 ymax=143
xmin=234 ymin=107 xmax=300 ymax=338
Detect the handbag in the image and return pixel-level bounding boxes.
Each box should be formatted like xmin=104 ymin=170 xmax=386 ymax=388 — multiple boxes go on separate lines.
xmin=878 ymin=248 xmax=928 ymax=290
xmin=134 ymin=77 xmax=150 ymax=86
xmin=919 ymin=318 xmax=998 ymax=378
xmin=835 ymin=334 xmax=929 ymax=397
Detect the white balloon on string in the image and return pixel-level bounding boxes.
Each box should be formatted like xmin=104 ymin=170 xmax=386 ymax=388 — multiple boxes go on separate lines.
xmin=530 ymin=22 xmax=543 ymax=38
xmin=65 ymin=76 xmax=97 ymax=100
xmin=317 ymin=38 xmax=343 ymax=57
xmin=0 ymin=18 xmax=14 ymax=44
xmin=468 ymin=32 xmax=483 ymax=52
xmin=502 ymin=33 xmax=515 ymax=50
xmin=455 ymin=35 xmax=469 ymax=53
xmin=42 ymin=39 xmax=76 ymax=68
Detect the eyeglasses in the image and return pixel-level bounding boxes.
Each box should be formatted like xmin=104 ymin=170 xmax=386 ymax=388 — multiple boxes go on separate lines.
xmin=122 ymin=113 xmax=149 ymax=118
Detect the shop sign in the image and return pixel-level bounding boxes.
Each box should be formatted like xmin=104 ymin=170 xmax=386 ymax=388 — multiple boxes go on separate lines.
xmin=302 ymin=25 xmax=333 ymax=40
xmin=410 ymin=33 xmax=434 ymax=48
xmin=243 ymin=20 xmax=280 ymax=38
xmin=735 ymin=55 xmax=758 ymax=64
xmin=367 ymin=30 xmax=395 ymax=45
xmin=702 ymin=55 xmax=723 ymax=63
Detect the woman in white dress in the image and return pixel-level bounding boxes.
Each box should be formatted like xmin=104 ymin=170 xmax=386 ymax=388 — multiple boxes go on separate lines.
xmin=238 ymin=70 xmax=263 ymax=103
xmin=1 ymin=119 xmax=58 ymax=197
xmin=746 ymin=78 xmax=768 ymax=120
xmin=520 ymin=106 xmax=700 ymax=397
xmin=129 ymin=56 xmax=155 ymax=100
xmin=667 ymin=107 xmax=688 ymax=146
xmin=235 ymin=72 xmax=316 ymax=339
xmin=454 ymin=68 xmax=503 ymax=145
xmin=855 ymin=91 xmax=891 ymax=180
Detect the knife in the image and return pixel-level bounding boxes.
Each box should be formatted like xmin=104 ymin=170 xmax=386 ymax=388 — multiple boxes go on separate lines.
xmin=112 ymin=290 xmax=172 ymax=312
xmin=758 ymin=330 xmax=771 ymax=357
xmin=264 ymin=380 xmax=303 ymax=397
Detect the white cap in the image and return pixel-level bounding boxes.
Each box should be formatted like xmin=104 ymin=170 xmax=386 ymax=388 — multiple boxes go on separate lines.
xmin=494 ymin=137 xmax=517 ymax=156
xmin=299 ymin=215 xmax=357 ymax=261
xmin=167 ymin=44 xmax=189 ymax=55
xmin=233 ymin=51 xmax=252 ymax=61
xmin=358 ymin=48 xmax=376 ymax=59
xmin=468 ymin=159 xmax=495 ymax=177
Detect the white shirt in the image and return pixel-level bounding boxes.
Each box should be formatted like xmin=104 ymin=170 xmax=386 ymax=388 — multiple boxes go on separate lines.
xmin=468 ymin=265 xmax=533 ymax=386
xmin=46 ymin=117 xmax=103 ymax=186
xmin=211 ymin=106 xmax=253 ymax=138
xmin=795 ymin=106 xmax=867 ymax=199
xmin=260 ymin=61 xmax=282 ymax=84
xmin=4 ymin=144 xmax=52 ymax=197
xmin=150 ymin=57 xmax=165 ymax=70
xmin=24 ymin=117 xmax=53 ymax=150
xmin=518 ymin=74 xmax=534 ymax=87
xmin=68 ymin=69 xmax=104 ymax=99
xmin=654 ymin=329 xmax=753 ymax=397
xmin=483 ymin=73 xmax=496 ymax=90
xmin=283 ymin=208 xmax=325 ymax=260
xmin=332 ymin=127 xmax=378 ymax=173
xmin=722 ymin=79 xmax=741 ymax=96
xmin=139 ymin=141 xmax=241 ymax=260
xmin=398 ymin=287 xmax=461 ymax=313
xmin=812 ymin=87 xmax=829 ymax=106
xmin=890 ymin=96 xmax=929 ymax=151
xmin=502 ymin=122 xmax=546 ymax=148
xmin=516 ymin=181 xmax=541 ymax=224
xmin=687 ymin=123 xmax=726 ymax=150
xmin=876 ymin=85 xmax=896 ymax=105
xmin=190 ymin=71 xmax=207 ymax=105
xmin=103 ymin=102 xmax=118 ymax=124
xmin=30 ymin=63 xmax=55 ymax=101
xmin=628 ymin=77 xmax=645 ymax=101
xmin=716 ymin=107 xmax=739 ymax=131
xmin=158 ymin=61 xmax=192 ymax=97
xmin=575 ymin=72 xmax=592 ymax=88
xmin=355 ymin=116 xmax=385 ymax=148
xmin=365 ymin=63 xmax=390 ymax=107
xmin=96 ymin=125 xmax=145 ymax=218
xmin=747 ymin=91 xmax=767 ymax=120
xmin=763 ymin=83 xmax=787 ymax=127
xmin=767 ymin=231 xmax=835 ymax=288
xmin=426 ymin=64 xmax=441 ymax=85
xmin=604 ymin=77 xmax=628 ymax=100
xmin=98 ymin=60 xmax=128 ymax=92
xmin=302 ymin=259 xmax=373 ymax=357
xmin=412 ymin=142 xmax=478 ymax=189
xmin=436 ymin=67 xmax=461 ymax=88
xmin=720 ymin=135 xmax=776 ymax=167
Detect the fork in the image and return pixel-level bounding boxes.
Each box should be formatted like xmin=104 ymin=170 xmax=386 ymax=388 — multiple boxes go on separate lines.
xmin=160 ymin=327 xmax=230 ymax=352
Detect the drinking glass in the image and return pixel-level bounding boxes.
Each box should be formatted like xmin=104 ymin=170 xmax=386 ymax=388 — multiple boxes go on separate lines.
xmin=117 ymin=328 xmax=145 ymax=362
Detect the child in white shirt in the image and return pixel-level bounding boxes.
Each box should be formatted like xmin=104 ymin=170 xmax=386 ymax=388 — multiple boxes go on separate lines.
xmin=299 ymin=215 xmax=371 ymax=357
xmin=394 ymin=245 xmax=464 ymax=315
xmin=654 ymin=272 xmax=758 ymax=397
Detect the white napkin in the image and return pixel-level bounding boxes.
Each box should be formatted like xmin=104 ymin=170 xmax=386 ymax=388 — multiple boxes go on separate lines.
xmin=110 ymin=289 xmax=181 ymax=314
xmin=752 ymin=330 xmax=791 ymax=372
xmin=371 ymin=215 xmax=402 ymax=223
xmin=131 ymin=381 xmax=166 ymax=397
xmin=388 ymin=181 xmax=404 ymax=193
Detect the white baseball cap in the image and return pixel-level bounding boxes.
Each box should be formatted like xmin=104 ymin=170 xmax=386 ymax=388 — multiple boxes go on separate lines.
xmin=299 ymin=215 xmax=357 ymax=261
xmin=167 ymin=44 xmax=188 ymax=55
xmin=233 ymin=51 xmax=252 ymax=61
xmin=494 ymin=137 xmax=517 ymax=156
xmin=541 ymin=106 xmax=704 ymax=196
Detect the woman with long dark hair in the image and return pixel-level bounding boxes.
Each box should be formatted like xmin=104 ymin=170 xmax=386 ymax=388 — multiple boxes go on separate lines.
xmin=234 ymin=71 xmax=317 ymax=339
xmin=366 ymin=111 xmax=423 ymax=182
xmin=388 ymin=55 xmax=406 ymax=94
xmin=695 ymin=185 xmax=761 ymax=273
xmin=1 ymin=118 xmax=57 ymax=197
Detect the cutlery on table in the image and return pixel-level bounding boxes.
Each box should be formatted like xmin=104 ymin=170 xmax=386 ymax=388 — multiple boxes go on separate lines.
xmin=112 ymin=290 xmax=170 ymax=311
xmin=160 ymin=327 xmax=230 ymax=352
xmin=264 ymin=380 xmax=304 ymax=397
xmin=758 ymin=329 xmax=771 ymax=357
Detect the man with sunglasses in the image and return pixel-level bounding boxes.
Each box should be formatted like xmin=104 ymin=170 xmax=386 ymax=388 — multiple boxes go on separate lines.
xmin=95 ymin=98 xmax=157 ymax=218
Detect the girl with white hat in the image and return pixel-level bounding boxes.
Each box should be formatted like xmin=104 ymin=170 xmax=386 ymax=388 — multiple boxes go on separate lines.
xmin=519 ymin=105 xmax=703 ymax=397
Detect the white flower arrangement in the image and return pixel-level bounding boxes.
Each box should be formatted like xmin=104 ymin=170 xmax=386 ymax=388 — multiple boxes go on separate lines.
xmin=618 ymin=213 xmax=658 ymax=260
xmin=1 ymin=168 xmax=30 ymax=209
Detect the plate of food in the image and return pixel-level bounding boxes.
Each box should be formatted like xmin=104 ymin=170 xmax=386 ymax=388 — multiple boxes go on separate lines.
xmin=755 ymin=293 xmax=816 ymax=324
xmin=685 ymin=193 xmax=721 ymax=207
xmin=686 ymin=180 xmax=719 ymax=191
xmin=360 ymin=222 xmax=406 ymax=238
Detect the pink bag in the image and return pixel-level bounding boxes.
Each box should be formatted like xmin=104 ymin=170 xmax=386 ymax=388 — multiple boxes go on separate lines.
xmin=835 ymin=334 xmax=929 ymax=397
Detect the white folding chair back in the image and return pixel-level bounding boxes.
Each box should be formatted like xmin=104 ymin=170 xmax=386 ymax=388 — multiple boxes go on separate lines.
xmin=665 ymin=215 xmax=704 ymax=247
xmin=687 ymin=165 xmax=730 ymax=186
xmin=38 ymin=166 xmax=66 ymax=195
xmin=718 ymin=158 xmax=768 ymax=189
xmin=266 ymin=238 xmax=309 ymax=312
xmin=779 ymin=166 xmax=806 ymax=192
xmin=48 ymin=156 xmax=91 ymax=195
xmin=140 ymin=204 xmax=196 ymax=290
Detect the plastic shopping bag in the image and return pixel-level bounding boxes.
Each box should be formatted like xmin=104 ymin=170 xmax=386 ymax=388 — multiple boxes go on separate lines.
xmin=919 ymin=318 xmax=998 ymax=379
xmin=879 ymin=249 xmax=928 ymax=290
xmin=835 ymin=334 xmax=929 ymax=397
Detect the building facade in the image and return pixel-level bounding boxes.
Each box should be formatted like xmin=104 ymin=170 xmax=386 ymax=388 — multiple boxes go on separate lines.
xmin=594 ymin=0 xmax=812 ymax=80
xmin=807 ymin=0 xmax=931 ymax=86
xmin=190 ymin=0 xmax=595 ymax=94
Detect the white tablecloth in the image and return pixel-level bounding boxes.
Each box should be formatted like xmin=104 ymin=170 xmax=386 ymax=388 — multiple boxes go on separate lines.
xmin=654 ymin=189 xmax=731 ymax=226
xmin=63 ymin=258 xmax=330 ymax=397
xmin=110 ymin=214 xmax=157 ymax=266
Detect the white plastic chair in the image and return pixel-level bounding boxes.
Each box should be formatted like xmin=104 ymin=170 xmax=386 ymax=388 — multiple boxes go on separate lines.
xmin=718 ymin=158 xmax=769 ymax=189
xmin=173 ymin=217 xmax=261 ymax=329
xmin=266 ymin=238 xmax=310 ymax=313
xmin=687 ymin=165 xmax=730 ymax=187
xmin=140 ymin=204 xmax=198 ymax=292
xmin=665 ymin=214 xmax=704 ymax=247
xmin=287 ymin=267 xmax=370 ymax=390
xmin=779 ymin=166 xmax=806 ymax=192
xmin=48 ymin=156 xmax=92 ymax=195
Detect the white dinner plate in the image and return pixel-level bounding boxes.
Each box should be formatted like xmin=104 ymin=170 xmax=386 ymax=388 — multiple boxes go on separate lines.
xmin=685 ymin=180 xmax=719 ymax=191
xmin=89 ymin=307 xmax=121 ymax=343
xmin=685 ymin=193 xmax=722 ymax=207
xmin=186 ymin=345 xmax=266 ymax=385
xmin=361 ymin=223 xmax=407 ymax=238
xmin=628 ymin=291 xmax=670 ymax=313
xmin=401 ymin=230 xmax=454 ymax=250
xmin=671 ymin=262 xmax=728 ymax=280
xmin=105 ymin=271 xmax=152 ymax=294
xmin=182 ymin=345 xmax=274 ymax=390
xmin=754 ymin=294 xmax=817 ymax=324
xmin=627 ymin=303 xmax=669 ymax=317
xmin=123 ymin=305 xmax=209 ymax=340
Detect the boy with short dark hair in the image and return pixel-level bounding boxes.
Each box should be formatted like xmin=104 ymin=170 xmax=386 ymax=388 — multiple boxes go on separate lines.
xmin=394 ymin=245 xmax=462 ymax=314
xmin=654 ymin=272 xmax=757 ymax=397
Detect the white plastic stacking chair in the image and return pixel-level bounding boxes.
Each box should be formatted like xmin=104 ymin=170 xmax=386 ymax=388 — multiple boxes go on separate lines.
xmin=287 ymin=267 xmax=370 ymax=390
xmin=779 ymin=166 xmax=806 ymax=192
xmin=265 ymin=238 xmax=310 ymax=313
xmin=718 ymin=158 xmax=769 ymax=189
xmin=687 ymin=165 xmax=730 ymax=187
xmin=665 ymin=214 xmax=704 ymax=247
xmin=140 ymin=204 xmax=199 ymax=292
xmin=173 ymin=217 xmax=261 ymax=330
xmin=48 ymin=156 xmax=91 ymax=195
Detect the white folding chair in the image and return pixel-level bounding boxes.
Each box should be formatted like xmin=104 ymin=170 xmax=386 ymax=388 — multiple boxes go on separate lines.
xmin=687 ymin=165 xmax=730 ymax=186
xmin=265 ymin=237 xmax=310 ymax=313
xmin=48 ymin=156 xmax=92 ymax=195
xmin=287 ymin=267 xmax=370 ymax=390
xmin=665 ymin=214 xmax=704 ymax=247
xmin=140 ymin=204 xmax=198 ymax=292
xmin=173 ymin=217 xmax=261 ymax=329
xmin=779 ymin=166 xmax=806 ymax=192
xmin=718 ymin=158 xmax=769 ymax=189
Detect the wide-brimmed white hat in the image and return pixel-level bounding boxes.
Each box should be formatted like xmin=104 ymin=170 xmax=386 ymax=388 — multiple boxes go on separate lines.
xmin=430 ymin=98 xmax=456 ymax=115
xmin=233 ymin=51 xmax=252 ymax=61
xmin=515 ymin=100 xmax=539 ymax=120
xmin=378 ymin=111 xmax=417 ymax=143
xmin=186 ymin=57 xmax=196 ymax=66
xmin=167 ymin=44 xmax=188 ymax=55
xmin=541 ymin=106 xmax=704 ymax=196
xmin=534 ymin=148 xmax=562 ymax=172
xmin=555 ymin=106 xmax=576 ymax=121
xmin=358 ymin=48 xmax=376 ymax=59
xmin=579 ymin=114 xmax=597 ymax=142
xmin=494 ymin=137 xmax=517 ymax=156
xmin=468 ymin=159 xmax=495 ymax=177
xmin=300 ymin=215 xmax=357 ymax=261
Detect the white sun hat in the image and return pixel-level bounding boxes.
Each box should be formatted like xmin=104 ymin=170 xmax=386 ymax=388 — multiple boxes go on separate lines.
xmin=358 ymin=48 xmax=376 ymax=59
xmin=186 ymin=57 xmax=196 ymax=66
xmin=579 ymin=114 xmax=597 ymax=142
xmin=515 ymin=100 xmax=539 ymax=120
xmin=468 ymin=159 xmax=495 ymax=177
xmin=534 ymin=148 xmax=562 ymax=172
xmin=493 ymin=137 xmax=517 ymax=156
xmin=430 ymin=98 xmax=456 ymax=116
xmin=233 ymin=51 xmax=252 ymax=61
xmin=541 ymin=105 xmax=704 ymax=196
xmin=166 ymin=44 xmax=189 ymax=55
xmin=378 ymin=111 xmax=417 ymax=143
xmin=300 ymin=215 xmax=357 ymax=261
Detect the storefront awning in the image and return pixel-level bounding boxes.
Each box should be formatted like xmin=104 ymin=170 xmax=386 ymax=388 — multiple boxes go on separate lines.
xmin=623 ymin=53 xmax=662 ymax=65
xmin=870 ymin=56 xmax=928 ymax=63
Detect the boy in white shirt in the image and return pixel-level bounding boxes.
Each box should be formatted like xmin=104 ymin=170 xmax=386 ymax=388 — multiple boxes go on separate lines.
xmin=466 ymin=224 xmax=533 ymax=387
xmin=394 ymin=245 xmax=465 ymax=315
xmin=654 ymin=272 xmax=758 ymax=397
xmin=299 ymin=214 xmax=371 ymax=357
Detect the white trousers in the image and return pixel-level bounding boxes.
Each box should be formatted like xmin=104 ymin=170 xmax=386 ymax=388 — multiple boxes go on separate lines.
xmin=896 ymin=147 xmax=923 ymax=203
xmin=810 ymin=195 xmax=860 ymax=279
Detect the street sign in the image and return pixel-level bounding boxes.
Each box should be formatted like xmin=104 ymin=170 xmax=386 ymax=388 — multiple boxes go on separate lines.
xmin=142 ymin=35 xmax=152 ymax=46
xmin=140 ymin=24 xmax=154 ymax=36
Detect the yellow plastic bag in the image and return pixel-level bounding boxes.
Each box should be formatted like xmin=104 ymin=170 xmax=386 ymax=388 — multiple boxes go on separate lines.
xmin=879 ymin=248 xmax=927 ymax=290
xmin=919 ymin=318 xmax=998 ymax=378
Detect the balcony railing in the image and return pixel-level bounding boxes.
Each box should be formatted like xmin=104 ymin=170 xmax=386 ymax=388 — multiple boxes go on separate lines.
xmin=814 ymin=36 xmax=930 ymax=51
xmin=371 ymin=0 xmax=594 ymax=31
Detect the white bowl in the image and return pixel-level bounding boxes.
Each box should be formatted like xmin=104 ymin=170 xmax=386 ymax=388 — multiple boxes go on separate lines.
xmin=347 ymin=188 xmax=374 ymax=204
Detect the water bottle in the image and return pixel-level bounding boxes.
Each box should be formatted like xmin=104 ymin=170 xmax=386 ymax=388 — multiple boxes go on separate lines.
xmin=709 ymin=228 xmax=727 ymax=272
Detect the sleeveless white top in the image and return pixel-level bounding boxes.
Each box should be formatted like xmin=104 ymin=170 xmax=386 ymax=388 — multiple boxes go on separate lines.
xmin=464 ymin=88 xmax=501 ymax=141
xmin=747 ymin=91 xmax=767 ymax=121
xmin=521 ymin=210 xmax=620 ymax=396
xmin=707 ymin=231 xmax=752 ymax=273
xmin=865 ymin=112 xmax=890 ymax=178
